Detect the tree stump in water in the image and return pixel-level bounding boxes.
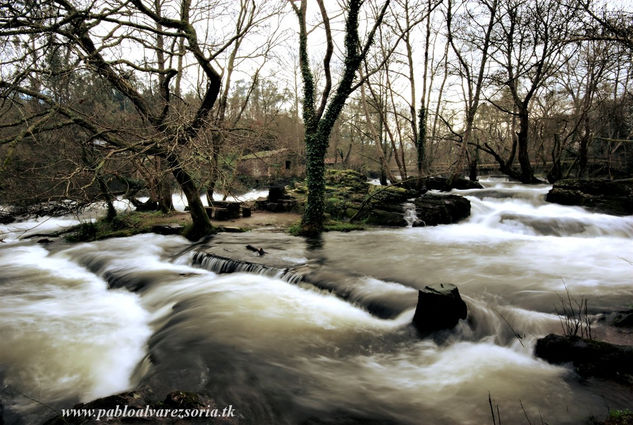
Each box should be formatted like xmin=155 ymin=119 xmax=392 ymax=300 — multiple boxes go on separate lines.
xmin=412 ymin=283 xmax=468 ymax=335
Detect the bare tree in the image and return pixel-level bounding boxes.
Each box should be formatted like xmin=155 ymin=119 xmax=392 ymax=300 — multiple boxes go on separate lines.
xmin=487 ymin=0 xmax=579 ymax=183
xmin=290 ymin=0 xmax=391 ymax=235
xmin=446 ymin=0 xmax=498 ymax=181
xmin=0 ymin=0 xmax=275 ymax=238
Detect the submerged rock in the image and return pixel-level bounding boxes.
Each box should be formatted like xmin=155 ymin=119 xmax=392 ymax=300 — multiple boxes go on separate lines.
xmin=412 ymin=283 xmax=468 ymax=335
xmin=413 ymin=194 xmax=471 ymax=226
xmin=535 ymin=334 xmax=633 ymax=383
xmin=545 ymin=178 xmax=633 ymax=216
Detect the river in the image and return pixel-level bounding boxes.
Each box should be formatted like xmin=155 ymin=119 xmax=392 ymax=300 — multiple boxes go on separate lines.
xmin=0 ymin=178 xmax=632 ymax=424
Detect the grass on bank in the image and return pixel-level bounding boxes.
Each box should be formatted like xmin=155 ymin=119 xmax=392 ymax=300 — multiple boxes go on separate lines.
xmin=288 ymin=219 xmax=366 ymax=236
xmin=66 ymin=211 xmax=190 ymax=242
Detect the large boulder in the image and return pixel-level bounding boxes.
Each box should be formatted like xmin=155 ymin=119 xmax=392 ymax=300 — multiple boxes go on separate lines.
xmin=413 ymin=194 xmax=471 ymax=226
xmin=412 ymin=283 xmax=468 ymax=335
xmin=545 ymin=178 xmax=633 ymax=216
xmin=535 ymin=334 xmax=633 ymax=383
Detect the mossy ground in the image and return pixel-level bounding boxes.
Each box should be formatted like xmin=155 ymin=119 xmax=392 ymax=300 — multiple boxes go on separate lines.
xmin=66 ymin=211 xmax=191 ymax=242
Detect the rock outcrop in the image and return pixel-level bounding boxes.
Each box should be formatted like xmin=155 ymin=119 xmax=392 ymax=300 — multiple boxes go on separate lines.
xmin=545 ymin=179 xmax=633 ymax=216
xmin=413 ymin=194 xmax=471 ymax=226
xmin=535 ymin=334 xmax=633 ymax=383
xmin=412 ymin=283 xmax=468 ymax=335
xmin=310 ymin=170 xmax=473 ymax=227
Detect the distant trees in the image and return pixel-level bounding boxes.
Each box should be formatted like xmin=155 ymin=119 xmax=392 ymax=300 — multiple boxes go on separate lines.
xmin=1 ymin=0 xmax=632 ymax=235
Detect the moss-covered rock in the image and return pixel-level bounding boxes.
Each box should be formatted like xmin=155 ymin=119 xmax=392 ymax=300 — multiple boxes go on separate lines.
xmin=368 ymin=186 xmax=415 ymax=212
xmin=364 ymin=208 xmax=407 ymax=226
xmin=325 ymin=169 xmax=369 ymax=193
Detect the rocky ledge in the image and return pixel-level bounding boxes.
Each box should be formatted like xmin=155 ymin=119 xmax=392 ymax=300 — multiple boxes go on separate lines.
xmin=545 ymin=178 xmax=633 ymax=216
xmin=535 ymin=334 xmax=633 ymax=384
xmin=289 ymin=169 xmax=473 ymax=227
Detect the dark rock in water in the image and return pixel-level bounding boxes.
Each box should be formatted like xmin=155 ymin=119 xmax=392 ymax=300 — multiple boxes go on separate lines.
xmin=412 ymin=283 xmax=468 ymax=335
xmin=413 ymin=194 xmax=471 ymax=226
xmin=151 ymin=224 xmax=184 ymax=235
xmin=613 ymin=310 xmax=633 ymax=328
xmin=241 ymin=206 xmax=251 ymax=217
xmin=341 ymin=186 xmax=417 ymax=226
xmin=0 ymin=213 xmax=15 ymax=225
xmin=535 ymin=334 xmax=633 ymax=383
xmin=364 ymin=208 xmax=407 ymax=227
xmin=43 ymin=390 xmax=239 ymax=424
xmin=37 ymin=238 xmax=53 ymax=244
xmin=546 ymin=178 xmax=633 ymax=216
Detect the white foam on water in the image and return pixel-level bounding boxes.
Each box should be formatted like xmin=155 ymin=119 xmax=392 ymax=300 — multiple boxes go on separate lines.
xmin=0 ymin=244 xmax=152 ymax=414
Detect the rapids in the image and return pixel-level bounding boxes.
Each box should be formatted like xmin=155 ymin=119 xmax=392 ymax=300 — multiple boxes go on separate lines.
xmin=0 ymin=178 xmax=632 ymax=424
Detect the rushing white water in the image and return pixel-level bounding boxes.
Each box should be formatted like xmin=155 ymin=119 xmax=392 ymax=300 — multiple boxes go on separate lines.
xmin=0 ymin=177 xmax=632 ymax=424
xmin=0 ymin=244 xmax=152 ymax=421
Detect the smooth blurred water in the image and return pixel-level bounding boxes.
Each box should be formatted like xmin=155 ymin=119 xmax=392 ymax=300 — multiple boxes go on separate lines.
xmin=0 ymin=178 xmax=632 ymax=424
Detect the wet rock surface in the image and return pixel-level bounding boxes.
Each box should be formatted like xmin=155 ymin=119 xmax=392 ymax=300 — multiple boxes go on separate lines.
xmin=412 ymin=283 xmax=468 ymax=335
xmin=413 ymin=194 xmax=471 ymax=227
xmin=535 ymin=334 xmax=633 ymax=383
xmin=546 ymin=178 xmax=633 ymax=216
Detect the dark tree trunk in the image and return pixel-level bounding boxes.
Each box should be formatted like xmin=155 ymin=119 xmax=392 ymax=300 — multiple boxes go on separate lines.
xmin=98 ymin=177 xmax=117 ymax=222
xmin=469 ymin=159 xmax=478 ymax=181
xmin=301 ymin=133 xmax=328 ymax=235
xmin=166 ymin=153 xmax=213 ymax=239
xmin=417 ymin=105 xmax=427 ymax=176
xmin=517 ymin=108 xmax=536 ymax=183
xmin=157 ymin=177 xmax=174 ymax=213
xmin=578 ymin=117 xmax=590 ymax=178
xmin=547 ymin=133 xmax=563 ymax=183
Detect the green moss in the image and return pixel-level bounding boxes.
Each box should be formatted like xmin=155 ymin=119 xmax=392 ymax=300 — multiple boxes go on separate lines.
xmin=323 ymin=220 xmax=365 ymax=232
xmin=287 ymin=221 xmax=303 ymax=236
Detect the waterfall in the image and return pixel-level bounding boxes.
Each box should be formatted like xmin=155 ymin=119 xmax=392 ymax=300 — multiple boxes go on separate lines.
xmin=403 ymin=200 xmax=418 ymax=228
